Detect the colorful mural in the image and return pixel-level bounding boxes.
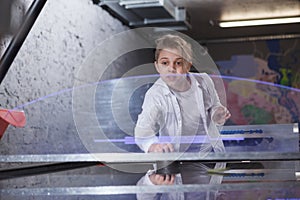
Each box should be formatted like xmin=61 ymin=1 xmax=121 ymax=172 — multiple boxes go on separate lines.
xmin=216 ymin=40 xmax=300 ymax=125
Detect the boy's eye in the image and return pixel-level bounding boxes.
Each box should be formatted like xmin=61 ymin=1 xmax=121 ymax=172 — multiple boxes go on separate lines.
xmin=161 ymin=61 xmax=168 ymax=65
xmin=176 ymin=61 xmax=182 ymax=65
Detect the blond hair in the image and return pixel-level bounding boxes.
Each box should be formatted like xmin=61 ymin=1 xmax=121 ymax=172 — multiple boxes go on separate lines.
xmin=155 ymin=34 xmax=192 ymax=63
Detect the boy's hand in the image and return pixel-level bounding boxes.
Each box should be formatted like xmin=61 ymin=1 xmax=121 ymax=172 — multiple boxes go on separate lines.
xmin=149 ymin=174 xmax=175 ymax=185
xmin=212 ymin=106 xmax=231 ymax=125
xmin=148 ymin=143 xmax=174 ymax=153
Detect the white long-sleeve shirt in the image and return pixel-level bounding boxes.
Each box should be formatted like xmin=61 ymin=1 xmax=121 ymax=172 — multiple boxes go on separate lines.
xmin=134 ymin=73 xmax=227 ymax=200
xmin=134 ymin=73 xmax=224 ymax=153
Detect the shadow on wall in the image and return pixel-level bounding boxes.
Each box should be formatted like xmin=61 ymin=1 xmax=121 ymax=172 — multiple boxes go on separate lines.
xmin=0 ymin=0 xmax=27 ymax=37
xmin=0 ymin=0 xmax=27 ymax=58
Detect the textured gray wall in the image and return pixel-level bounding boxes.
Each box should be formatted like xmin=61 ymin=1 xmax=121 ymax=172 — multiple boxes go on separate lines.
xmin=0 ymin=1 xmax=147 ymax=198
xmin=0 ymin=0 xmax=128 ymax=154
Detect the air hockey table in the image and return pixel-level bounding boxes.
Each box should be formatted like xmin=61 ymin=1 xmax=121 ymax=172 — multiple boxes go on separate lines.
xmin=0 ymin=123 xmax=299 ymax=200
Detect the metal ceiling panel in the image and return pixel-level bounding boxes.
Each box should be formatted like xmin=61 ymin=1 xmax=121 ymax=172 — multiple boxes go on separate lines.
xmin=100 ymin=0 xmax=191 ymax=30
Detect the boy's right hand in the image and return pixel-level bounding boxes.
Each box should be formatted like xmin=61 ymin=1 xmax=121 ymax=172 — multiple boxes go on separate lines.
xmin=148 ymin=143 xmax=174 ymax=153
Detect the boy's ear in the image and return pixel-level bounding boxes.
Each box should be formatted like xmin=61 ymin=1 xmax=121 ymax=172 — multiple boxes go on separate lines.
xmin=186 ymin=62 xmax=192 ymax=71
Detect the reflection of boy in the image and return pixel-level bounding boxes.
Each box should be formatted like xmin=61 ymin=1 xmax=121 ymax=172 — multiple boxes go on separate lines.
xmin=134 ymin=34 xmax=230 ymax=198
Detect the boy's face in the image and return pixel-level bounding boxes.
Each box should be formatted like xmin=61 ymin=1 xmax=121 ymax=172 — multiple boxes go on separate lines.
xmin=155 ymin=48 xmax=191 ymax=86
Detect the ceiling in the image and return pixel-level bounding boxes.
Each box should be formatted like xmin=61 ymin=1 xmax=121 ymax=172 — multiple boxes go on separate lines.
xmin=98 ymin=0 xmax=300 ymax=42
xmin=173 ymin=0 xmax=300 ymax=41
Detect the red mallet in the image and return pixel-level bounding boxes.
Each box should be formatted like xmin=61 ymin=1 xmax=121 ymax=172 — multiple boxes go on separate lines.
xmin=0 ymin=109 xmax=26 ymax=139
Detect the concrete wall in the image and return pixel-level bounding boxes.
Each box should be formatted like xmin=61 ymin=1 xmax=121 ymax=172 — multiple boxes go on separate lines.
xmin=0 ymin=0 xmax=128 ymax=154
xmin=0 ymin=0 xmax=151 ymax=199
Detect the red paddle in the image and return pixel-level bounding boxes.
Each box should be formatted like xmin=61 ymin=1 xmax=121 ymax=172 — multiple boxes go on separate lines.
xmin=0 ymin=109 xmax=26 ymax=139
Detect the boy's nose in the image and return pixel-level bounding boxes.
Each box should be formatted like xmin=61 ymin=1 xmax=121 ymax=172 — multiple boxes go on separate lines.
xmin=168 ymin=63 xmax=176 ymax=72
